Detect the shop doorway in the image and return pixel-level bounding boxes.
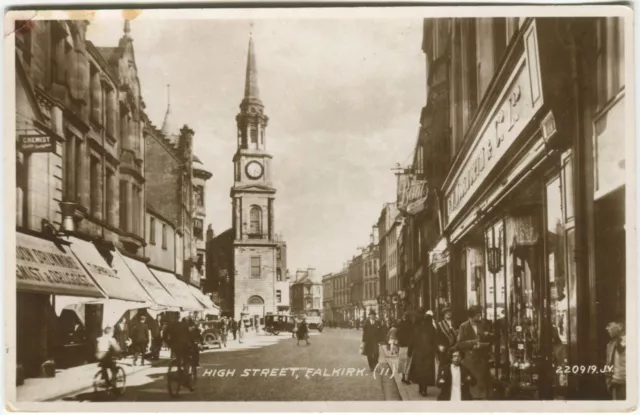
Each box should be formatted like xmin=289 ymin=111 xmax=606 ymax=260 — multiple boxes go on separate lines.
xmin=593 ymin=187 xmax=626 ymax=397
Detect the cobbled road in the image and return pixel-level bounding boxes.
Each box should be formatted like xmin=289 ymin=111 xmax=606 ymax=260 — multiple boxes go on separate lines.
xmin=63 ymin=328 xmax=401 ymax=401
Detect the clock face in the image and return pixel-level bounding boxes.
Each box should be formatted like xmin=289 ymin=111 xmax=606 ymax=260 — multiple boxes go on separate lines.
xmin=245 ymin=161 xmax=264 ymax=180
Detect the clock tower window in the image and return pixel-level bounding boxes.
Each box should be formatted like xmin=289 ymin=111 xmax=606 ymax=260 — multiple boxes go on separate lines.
xmin=250 ymin=126 xmax=258 ymax=145
xmin=249 ymin=205 xmax=262 ymax=237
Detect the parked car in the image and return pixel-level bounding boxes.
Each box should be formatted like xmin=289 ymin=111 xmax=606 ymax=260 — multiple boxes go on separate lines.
xmin=264 ymin=314 xmax=295 ymax=335
xmin=199 ymin=321 xmax=223 ymax=349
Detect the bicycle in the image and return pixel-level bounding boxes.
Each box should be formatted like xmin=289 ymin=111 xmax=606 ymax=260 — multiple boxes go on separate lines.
xmin=93 ymin=359 xmax=127 ymax=399
xmin=166 ymin=350 xmax=198 ymax=397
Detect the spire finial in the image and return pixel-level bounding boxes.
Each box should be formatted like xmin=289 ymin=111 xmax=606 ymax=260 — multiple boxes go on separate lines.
xmin=124 ymin=19 xmax=131 ymax=36
xmin=244 ymin=35 xmax=260 ymax=100
xmin=167 ymin=84 xmax=171 ymax=109
xmin=249 ymin=21 xmax=254 ymax=37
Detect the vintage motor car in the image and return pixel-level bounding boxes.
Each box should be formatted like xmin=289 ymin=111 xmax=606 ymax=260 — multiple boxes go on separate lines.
xmin=199 ymin=320 xmax=223 ymax=349
xmin=264 ymin=314 xmax=294 ymax=335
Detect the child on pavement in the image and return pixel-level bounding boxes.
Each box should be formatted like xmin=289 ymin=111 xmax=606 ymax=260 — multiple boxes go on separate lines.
xmin=387 ymin=323 xmax=399 ymax=356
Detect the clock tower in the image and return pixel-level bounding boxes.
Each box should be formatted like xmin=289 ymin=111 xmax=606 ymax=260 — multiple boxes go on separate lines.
xmin=231 ymin=36 xmax=279 ymax=321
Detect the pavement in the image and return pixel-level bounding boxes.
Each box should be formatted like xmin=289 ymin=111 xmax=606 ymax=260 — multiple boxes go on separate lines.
xmin=27 ymin=328 xmax=402 ymax=402
xmin=377 ymin=342 xmax=437 ymax=401
xmin=15 ymin=329 xmax=276 ymax=402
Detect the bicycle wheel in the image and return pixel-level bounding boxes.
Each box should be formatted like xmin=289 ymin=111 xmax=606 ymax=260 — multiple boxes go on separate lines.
xmin=93 ymin=369 xmax=108 ymax=395
xmin=167 ymin=360 xmax=182 ymax=397
xmin=111 ymin=366 xmax=127 ymax=396
xmin=188 ymin=364 xmax=197 ymax=391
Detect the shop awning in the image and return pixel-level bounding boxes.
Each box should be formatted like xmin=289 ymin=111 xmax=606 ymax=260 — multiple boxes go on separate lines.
xmin=152 ymin=269 xmax=203 ymax=311
xmin=16 ymin=232 xmax=104 ymax=298
xmin=187 ymin=285 xmax=219 ymax=314
xmin=67 ymin=237 xmax=148 ymax=303
xmin=119 ymin=253 xmax=180 ymax=309
xmin=429 ymin=237 xmax=450 ymax=272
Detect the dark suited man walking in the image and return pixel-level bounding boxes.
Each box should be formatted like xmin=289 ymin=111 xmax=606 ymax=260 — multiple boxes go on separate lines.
xmin=361 ymin=310 xmax=383 ymax=371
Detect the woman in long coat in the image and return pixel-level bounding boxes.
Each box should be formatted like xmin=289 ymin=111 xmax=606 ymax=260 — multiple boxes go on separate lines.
xmin=408 ymin=314 xmax=437 ymax=396
xmin=456 ymin=306 xmax=491 ymax=399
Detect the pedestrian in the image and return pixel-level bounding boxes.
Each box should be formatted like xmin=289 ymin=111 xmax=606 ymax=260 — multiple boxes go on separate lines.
xmin=397 ymin=312 xmax=413 ymax=384
xmin=605 ymin=317 xmax=626 ymax=400
xmin=230 ymin=317 xmax=238 ymax=341
xmin=292 ymin=318 xmax=298 ymax=339
xmin=355 ymin=318 xmax=360 ymax=331
xmin=220 ymin=318 xmax=229 ymax=348
xmin=436 ymin=348 xmax=476 ymax=401
xmin=380 ymin=318 xmax=390 ymax=347
xmin=437 ymin=308 xmax=458 ymax=363
xmin=296 ymin=318 xmax=310 ymax=346
xmin=361 ymin=310 xmax=383 ymax=370
xmin=408 ymin=312 xmax=437 ymax=397
xmin=238 ymin=319 xmax=245 ymax=344
xmin=130 ymin=315 xmax=150 ymax=366
xmin=456 ymin=305 xmax=491 ymax=400
xmin=387 ymin=322 xmax=399 ymax=356
xmin=149 ymin=318 xmax=163 ymax=360
xmin=113 ymin=318 xmax=129 ymax=359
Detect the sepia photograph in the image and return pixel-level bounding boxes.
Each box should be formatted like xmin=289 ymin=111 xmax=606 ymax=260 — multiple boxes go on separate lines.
xmin=5 ymin=4 xmax=635 ymax=412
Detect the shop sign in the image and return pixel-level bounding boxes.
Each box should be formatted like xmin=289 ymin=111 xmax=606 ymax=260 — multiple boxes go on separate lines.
xmin=398 ymin=175 xmax=429 ymax=215
xmin=16 ymin=233 xmax=103 ymax=298
xmin=19 ymin=134 xmax=54 ymax=153
xmin=445 ymin=55 xmax=544 ymax=226
xmin=429 ymin=250 xmax=450 ymax=271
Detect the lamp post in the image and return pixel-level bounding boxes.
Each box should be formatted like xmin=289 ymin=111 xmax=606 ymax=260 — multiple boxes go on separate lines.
xmin=486 ymin=226 xmax=503 ymax=380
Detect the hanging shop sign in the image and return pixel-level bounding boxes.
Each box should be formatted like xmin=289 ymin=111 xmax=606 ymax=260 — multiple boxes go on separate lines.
xmin=398 ymin=175 xmax=429 ymax=216
xmin=19 ymin=134 xmax=55 ymax=153
xmin=16 ymin=232 xmax=103 ymax=298
xmin=444 ymin=46 xmax=544 ymax=227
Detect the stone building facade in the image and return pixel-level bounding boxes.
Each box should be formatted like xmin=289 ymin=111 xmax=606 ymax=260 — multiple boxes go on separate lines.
xmin=414 ymin=16 xmax=627 ymax=400
xmin=14 ymin=19 xmax=147 ymax=376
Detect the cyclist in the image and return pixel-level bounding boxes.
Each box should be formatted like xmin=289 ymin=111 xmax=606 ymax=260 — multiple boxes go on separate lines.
xmin=187 ymin=317 xmax=202 ymax=369
xmin=95 ymin=326 xmax=121 ymax=386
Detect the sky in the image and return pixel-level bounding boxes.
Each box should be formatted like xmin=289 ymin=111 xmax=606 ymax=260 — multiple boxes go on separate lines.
xmin=86 ymin=16 xmax=426 ymax=277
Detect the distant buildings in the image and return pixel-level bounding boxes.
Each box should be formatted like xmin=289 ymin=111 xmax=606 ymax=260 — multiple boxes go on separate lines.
xmin=290 ymin=268 xmax=322 ymax=315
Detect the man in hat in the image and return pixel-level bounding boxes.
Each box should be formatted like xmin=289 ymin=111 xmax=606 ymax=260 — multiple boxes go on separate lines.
xmin=361 ymin=310 xmax=383 ymax=370
xmin=436 ymin=308 xmax=458 ymax=363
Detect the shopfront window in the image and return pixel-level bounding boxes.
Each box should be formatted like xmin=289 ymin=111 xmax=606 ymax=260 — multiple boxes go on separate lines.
xmin=485 ymin=220 xmax=509 ymax=383
xmin=546 ymin=175 xmax=570 ymax=398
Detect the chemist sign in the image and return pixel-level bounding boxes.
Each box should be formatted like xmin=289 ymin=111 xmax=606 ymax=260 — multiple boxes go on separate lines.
xmin=19 ymin=134 xmax=55 ymax=153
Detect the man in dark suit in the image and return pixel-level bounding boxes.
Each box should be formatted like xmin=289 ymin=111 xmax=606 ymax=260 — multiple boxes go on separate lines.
xmin=130 ymin=315 xmax=150 ymax=366
xmin=362 ymin=310 xmax=383 ymax=370
xmin=457 ymin=305 xmax=490 ymax=399
xmin=436 ymin=348 xmax=476 ymax=401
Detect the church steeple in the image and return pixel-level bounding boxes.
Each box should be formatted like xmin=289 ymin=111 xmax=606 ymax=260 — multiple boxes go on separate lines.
xmin=243 ymin=36 xmax=260 ymax=102
xmin=236 ymin=35 xmax=269 ymax=152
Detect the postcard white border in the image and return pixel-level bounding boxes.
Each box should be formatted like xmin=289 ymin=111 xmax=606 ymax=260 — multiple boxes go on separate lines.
xmin=4 ymin=3 xmax=636 ymax=414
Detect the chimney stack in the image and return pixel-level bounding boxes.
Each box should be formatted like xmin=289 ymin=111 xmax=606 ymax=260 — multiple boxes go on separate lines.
xmin=206 ymin=224 xmax=215 ymax=241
